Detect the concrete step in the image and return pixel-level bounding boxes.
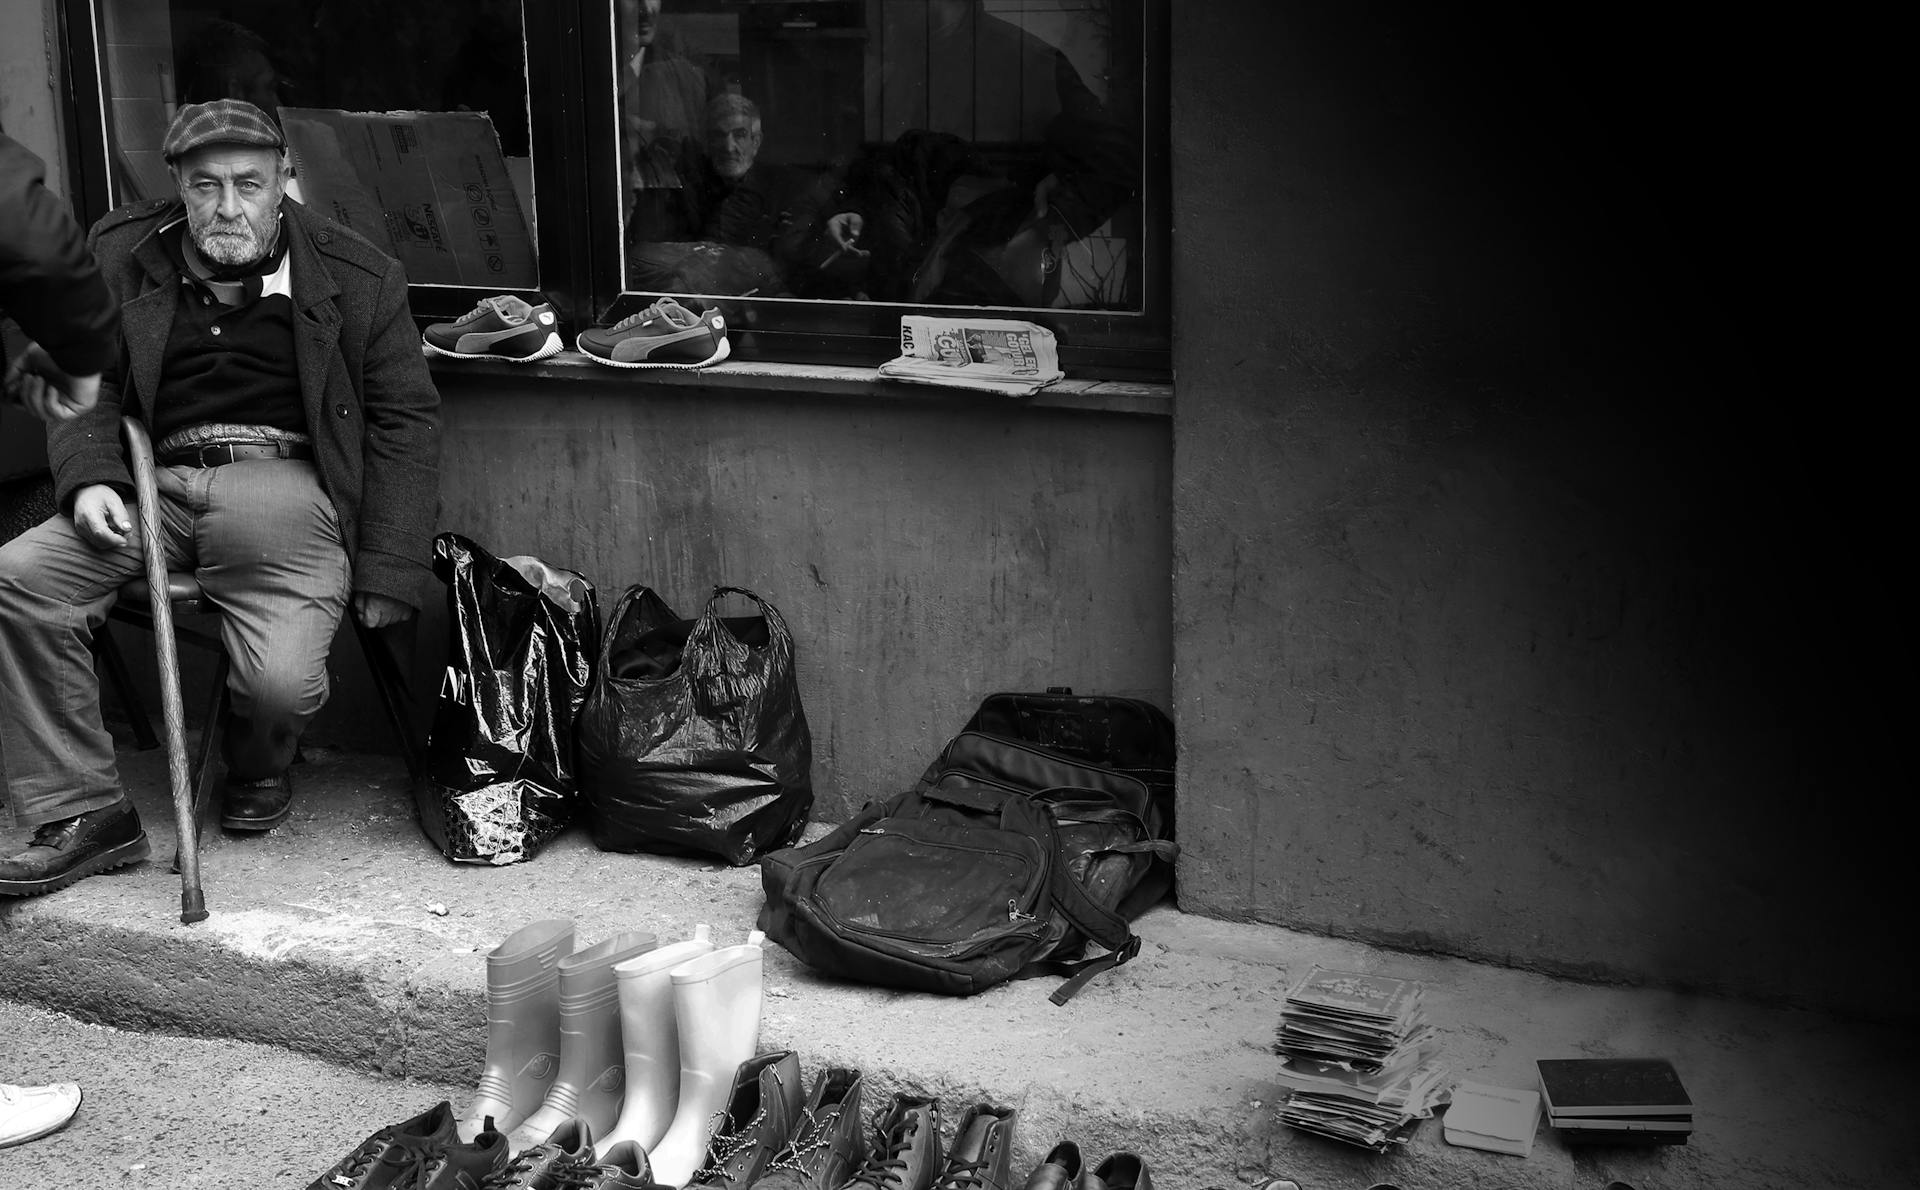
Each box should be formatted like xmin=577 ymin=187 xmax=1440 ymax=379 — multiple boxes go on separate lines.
xmin=0 ymin=744 xmax=1906 ymax=1190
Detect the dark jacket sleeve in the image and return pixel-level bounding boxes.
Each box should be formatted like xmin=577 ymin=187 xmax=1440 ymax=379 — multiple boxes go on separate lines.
xmin=351 ymin=259 xmax=442 ymax=608
xmin=0 ymin=133 xmax=120 ymax=378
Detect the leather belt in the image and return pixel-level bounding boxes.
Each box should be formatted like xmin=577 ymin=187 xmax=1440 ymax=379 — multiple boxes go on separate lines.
xmin=160 ymin=441 xmax=315 ymax=468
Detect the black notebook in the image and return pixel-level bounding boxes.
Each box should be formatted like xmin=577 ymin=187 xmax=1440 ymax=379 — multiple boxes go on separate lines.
xmin=1535 ymin=1058 xmax=1693 ymax=1118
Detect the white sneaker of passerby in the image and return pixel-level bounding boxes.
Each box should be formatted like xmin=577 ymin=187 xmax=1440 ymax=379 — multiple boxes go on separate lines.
xmin=0 ymin=1082 xmax=82 ymax=1147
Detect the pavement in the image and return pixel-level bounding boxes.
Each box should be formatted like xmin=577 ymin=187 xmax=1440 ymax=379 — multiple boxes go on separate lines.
xmin=1 ymin=742 xmax=1913 ymax=1190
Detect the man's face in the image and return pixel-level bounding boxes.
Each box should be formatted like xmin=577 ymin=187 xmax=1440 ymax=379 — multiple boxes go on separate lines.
xmin=708 ymin=112 xmax=762 ymax=179
xmin=174 ymin=145 xmax=287 ymax=267
xmin=622 ymin=0 xmax=662 ymax=51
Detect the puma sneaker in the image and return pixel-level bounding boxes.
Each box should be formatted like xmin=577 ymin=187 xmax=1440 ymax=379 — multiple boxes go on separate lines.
xmin=576 ymin=298 xmax=730 ymax=369
xmin=424 ymin=296 xmax=564 ymax=362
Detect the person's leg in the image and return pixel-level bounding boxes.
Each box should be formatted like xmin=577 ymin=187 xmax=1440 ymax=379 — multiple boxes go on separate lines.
xmin=189 ymin=459 xmax=350 ymax=804
xmin=0 ymin=510 xmax=181 ymax=825
xmin=0 ymin=496 xmax=188 ymax=895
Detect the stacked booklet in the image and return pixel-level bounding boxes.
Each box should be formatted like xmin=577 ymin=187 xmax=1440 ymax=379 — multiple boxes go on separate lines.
xmin=1535 ymin=1057 xmax=1693 ymax=1146
xmin=1272 ymin=967 xmax=1450 ymax=1152
xmin=1442 ymin=1081 xmax=1542 ymax=1157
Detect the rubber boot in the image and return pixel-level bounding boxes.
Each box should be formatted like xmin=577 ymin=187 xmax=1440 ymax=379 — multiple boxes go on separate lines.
xmin=458 ymin=919 xmax=577 ymax=1141
xmin=643 ymin=930 xmax=768 ymax=1186
xmin=593 ymin=924 xmax=716 ymax=1158
xmin=507 ymin=930 xmax=660 ymax=1153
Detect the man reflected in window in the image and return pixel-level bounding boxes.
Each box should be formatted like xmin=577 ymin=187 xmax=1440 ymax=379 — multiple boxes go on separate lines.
xmin=628 ymin=95 xmax=808 ymax=297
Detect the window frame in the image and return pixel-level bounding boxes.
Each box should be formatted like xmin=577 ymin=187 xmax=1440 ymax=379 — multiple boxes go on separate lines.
xmin=58 ymin=0 xmax=1170 ymax=380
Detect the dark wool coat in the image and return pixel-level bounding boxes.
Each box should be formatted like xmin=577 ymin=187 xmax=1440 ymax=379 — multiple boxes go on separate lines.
xmin=47 ymin=196 xmax=442 ymax=608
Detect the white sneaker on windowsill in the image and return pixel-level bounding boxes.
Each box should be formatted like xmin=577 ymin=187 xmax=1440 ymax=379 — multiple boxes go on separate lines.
xmin=0 ymin=1082 xmax=82 ymax=1148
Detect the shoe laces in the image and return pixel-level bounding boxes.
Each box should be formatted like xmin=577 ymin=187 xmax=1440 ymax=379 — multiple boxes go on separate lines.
xmin=375 ymin=1135 xmax=444 ymax=1190
xmin=841 ymin=1108 xmax=919 ymax=1190
xmin=692 ymin=1103 xmax=766 ymax=1182
xmin=463 ymin=294 xmax=524 ymax=324
xmin=607 ymin=298 xmax=695 ymax=333
xmin=933 ymin=1157 xmax=1004 ymax=1190
xmin=762 ymin=1106 xmax=832 ymax=1177
xmin=322 ymin=1126 xmax=405 ymax=1186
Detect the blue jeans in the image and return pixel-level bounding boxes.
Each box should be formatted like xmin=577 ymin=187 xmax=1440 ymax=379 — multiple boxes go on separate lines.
xmin=0 ymin=459 xmax=350 ymax=827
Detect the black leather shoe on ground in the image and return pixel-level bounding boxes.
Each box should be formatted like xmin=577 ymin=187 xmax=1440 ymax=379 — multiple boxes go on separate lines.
xmin=0 ymin=800 xmax=150 ymax=896
xmin=222 ymin=770 xmax=294 ymax=831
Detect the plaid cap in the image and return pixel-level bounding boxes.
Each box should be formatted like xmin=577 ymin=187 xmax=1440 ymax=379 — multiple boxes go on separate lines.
xmin=161 ymin=99 xmax=286 ymax=162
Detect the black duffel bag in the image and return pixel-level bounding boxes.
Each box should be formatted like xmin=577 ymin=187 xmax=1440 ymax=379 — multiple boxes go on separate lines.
xmin=576 ymin=586 xmax=813 ymax=866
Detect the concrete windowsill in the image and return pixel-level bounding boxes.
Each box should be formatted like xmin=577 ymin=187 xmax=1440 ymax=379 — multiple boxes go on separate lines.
xmin=423 ymin=348 xmax=1173 ymax=417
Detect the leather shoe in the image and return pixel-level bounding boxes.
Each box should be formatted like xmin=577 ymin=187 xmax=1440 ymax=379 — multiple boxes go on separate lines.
xmin=0 ymin=800 xmax=150 ymax=896
xmin=222 ymin=770 xmax=294 ymax=831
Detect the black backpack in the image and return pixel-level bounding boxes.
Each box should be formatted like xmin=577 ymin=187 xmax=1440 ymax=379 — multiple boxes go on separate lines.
xmin=758 ymin=691 xmax=1177 ymax=1004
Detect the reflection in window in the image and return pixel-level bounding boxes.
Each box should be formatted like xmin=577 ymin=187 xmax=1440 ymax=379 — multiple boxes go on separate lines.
xmin=94 ymin=0 xmax=537 ymax=288
xmin=615 ymin=0 xmax=1144 ymax=313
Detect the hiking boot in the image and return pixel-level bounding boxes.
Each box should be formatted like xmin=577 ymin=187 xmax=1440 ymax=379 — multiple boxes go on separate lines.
xmin=424 ymin=296 xmax=564 ymax=363
xmin=1083 ymin=1154 xmax=1151 ymax=1190
xmin=222 ymin=770 xmax=294 ymax=831
xmin=0 ymin=800 xmax=149 ymax=896
xmin=307 ymin=1101 xmax=459 ymax=1190
xmin=1020 ymin=1141 xmax=1084 ymax=1190
xmin=840 ymin=1095 xmax=942 ymax=1190
xmin=931 ymin=1105 xmax=1015 ymax=1190
xmin=576 ymin=298 xmax=729 ymax=369
xmin=0 ymin=1082 xmax=82 ymax=1148
xmin=751 ymin=1067 xmax=864 ymax=1190
xmin=686 ymin=1050 xmax=802 ymax=1188
xmin=478 ymin=1116 xmax=596 ymax=1187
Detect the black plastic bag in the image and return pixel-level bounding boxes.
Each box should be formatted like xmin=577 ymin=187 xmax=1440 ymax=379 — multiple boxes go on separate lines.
xmin=418 ymin=532 xmax=599 ymax=865
xmin=577 ymin=585 xmax=813 ymax=866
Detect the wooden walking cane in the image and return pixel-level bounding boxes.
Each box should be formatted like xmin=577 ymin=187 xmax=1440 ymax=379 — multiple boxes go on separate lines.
xmin=121 ymin=417 xmax=208 ymax=924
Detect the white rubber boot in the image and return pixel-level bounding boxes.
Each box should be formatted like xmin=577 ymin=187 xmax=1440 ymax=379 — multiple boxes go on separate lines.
xmin=506 ymin=930 xmax=659 ymax=1153
xmin=642 ymin=930 xmax=767 ymax=1186
xmin=593 ymin=924 xmax=716 ymax=1159
xmin=457 ymin=918 xmax=576 ymax=1141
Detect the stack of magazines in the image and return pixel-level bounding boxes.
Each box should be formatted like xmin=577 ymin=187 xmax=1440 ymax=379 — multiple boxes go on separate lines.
xmin=1272 ymin=966 xmax=1451 ymax=1152
xmin=877 ymin=315 xmax=1065 ymax=396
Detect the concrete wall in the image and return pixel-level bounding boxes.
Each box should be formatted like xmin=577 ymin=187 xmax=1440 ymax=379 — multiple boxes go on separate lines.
xmin=1168 ymin=3 xmax=1902 ymax=1017
xmin=311 ymin=374 xmax=1172 ymax=828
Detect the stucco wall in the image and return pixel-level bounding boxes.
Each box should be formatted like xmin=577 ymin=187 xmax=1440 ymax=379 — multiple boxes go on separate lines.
xmin=312 ymin=374 xmax=1173 ymax=828
xmin=1168 ymin=4 xmax=1901 ymax=1016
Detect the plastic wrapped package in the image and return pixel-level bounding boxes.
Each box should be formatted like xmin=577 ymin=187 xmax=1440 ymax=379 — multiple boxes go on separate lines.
xmin=418 ymin=532 xmax=599 ymax=865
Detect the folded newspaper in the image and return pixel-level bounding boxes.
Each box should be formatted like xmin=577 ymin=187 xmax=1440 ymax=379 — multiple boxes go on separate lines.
xmin=878 ymin=316 xmax=1064 ymax=396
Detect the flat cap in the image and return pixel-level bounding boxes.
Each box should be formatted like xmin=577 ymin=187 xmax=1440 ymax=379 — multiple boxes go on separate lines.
xmin=162 ymin=98 xmax=285 ymax=161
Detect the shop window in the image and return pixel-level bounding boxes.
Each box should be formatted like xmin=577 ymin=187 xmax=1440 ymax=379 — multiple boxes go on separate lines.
xmin=62 ymin=1 xmax=1167 ymax=376
xmin=68 ymin=0 xmax=553 ymax=306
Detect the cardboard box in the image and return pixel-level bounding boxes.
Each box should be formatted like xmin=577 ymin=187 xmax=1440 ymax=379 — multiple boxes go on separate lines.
xmin=279 ymin=107 xmax=537 ymax=288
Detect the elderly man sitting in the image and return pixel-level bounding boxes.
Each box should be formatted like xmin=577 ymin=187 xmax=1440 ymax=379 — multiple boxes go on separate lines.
xmin=0 ymin=99 xmax=440 ymax=897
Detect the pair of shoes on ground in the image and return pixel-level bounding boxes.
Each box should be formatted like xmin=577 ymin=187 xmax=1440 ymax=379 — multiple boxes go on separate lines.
xmin=0 ymin=1082 xmax=82 ymax=1148
xmin=306 ymin=1101 xmax=513 ymax=1190
xmin=424 ymin=296 xmax=728 ymax=369
xmin=0 ymin=769 xmax=294 ymax=897
xmin=1022 ymin=1143 xmax=1153 ymax=1190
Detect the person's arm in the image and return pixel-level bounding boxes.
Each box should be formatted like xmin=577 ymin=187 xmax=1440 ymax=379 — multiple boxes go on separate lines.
xmin=0 ymin=134 xmax=120 ymax=385
xmin=351 ymin=260 xmax=442 ymax=623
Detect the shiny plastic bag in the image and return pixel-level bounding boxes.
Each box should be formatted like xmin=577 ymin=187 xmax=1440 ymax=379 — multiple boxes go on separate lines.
xmin=577 ymin=585 xmax=813 ymax=866
xmin=418 ymin=532 xmax=599 ymax=865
